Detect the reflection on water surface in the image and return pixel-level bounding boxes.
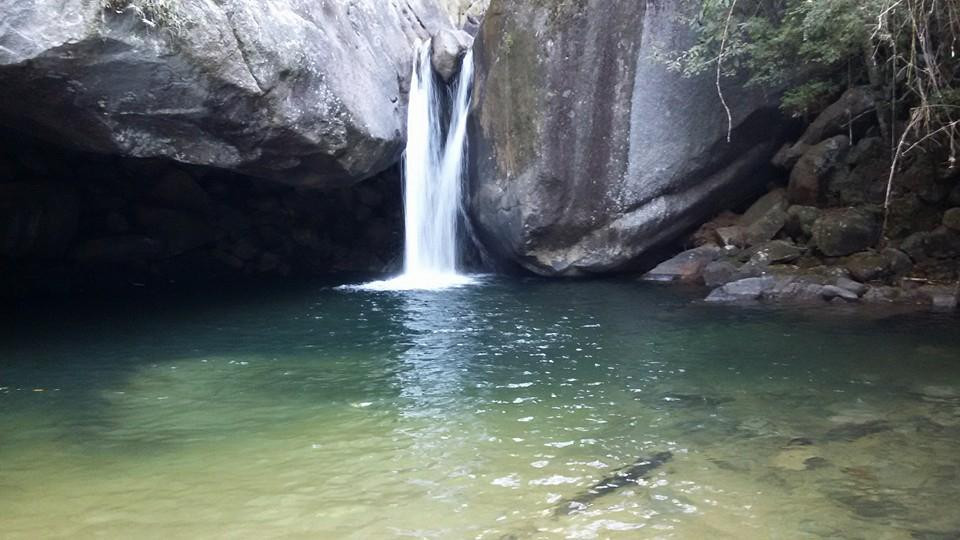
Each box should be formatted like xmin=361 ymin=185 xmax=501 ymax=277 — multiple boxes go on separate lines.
xmin=2 ymin=278 xmax=959 ymax=539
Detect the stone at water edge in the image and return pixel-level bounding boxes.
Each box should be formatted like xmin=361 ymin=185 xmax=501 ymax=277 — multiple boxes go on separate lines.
xmin=920 ymin=286 xmax=960 ymax=311
xmin=747 ymin=240 xmax=805 ymax=265
xmin=702 ymin=260 xmax=739 ymax=288
xmin=705 ymin=276 xmax=777 ymax=303
xmin=820 ymin=285 xmax=860 ymax=302
xmin=468 ymin=0 xmax=789 ymax=276
xmin=835 ymin=277 xmax=868 ymax=297
xmin=643 ymin=245 xmax=723 ymax=283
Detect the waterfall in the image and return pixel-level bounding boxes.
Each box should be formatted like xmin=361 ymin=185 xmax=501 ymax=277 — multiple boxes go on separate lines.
xmin=361 ymin=40 xmax=476 ymax=291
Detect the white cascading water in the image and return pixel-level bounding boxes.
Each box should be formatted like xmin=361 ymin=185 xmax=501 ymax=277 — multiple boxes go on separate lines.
xmin=362 ymin=40 xmax=475 ymax=291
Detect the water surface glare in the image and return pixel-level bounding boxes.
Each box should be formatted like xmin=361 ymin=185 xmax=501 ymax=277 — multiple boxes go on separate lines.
xmin=2 ymin=279 xmax=960 ymax=539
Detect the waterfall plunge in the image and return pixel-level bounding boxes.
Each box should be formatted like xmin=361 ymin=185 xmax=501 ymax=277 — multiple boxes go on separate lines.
xmin=362 ymin=40 xmax=475 ymax=291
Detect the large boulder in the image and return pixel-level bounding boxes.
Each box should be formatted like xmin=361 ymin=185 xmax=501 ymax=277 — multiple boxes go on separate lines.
xmin=788 ymin=135 xmax=849 ymax=206
xmin=467 ymin=0 xmax=789 ymax=276
xmin=0 ymin=0 xmax=453 ymax=187
xmin=812 ymin=208 xmax=879 ymax=257
xmin=772 ymin=86 xmax=874 ymax=169
xmin=642 ymin=245 xmax=723 ymax=283
xmin=431 ymin=28 xmax=473 ymax=82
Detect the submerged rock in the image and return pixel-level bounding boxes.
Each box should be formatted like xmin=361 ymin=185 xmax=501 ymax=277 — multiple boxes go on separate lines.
xmin=823 ymin=420 xmax=892 ymax=442
xmin=468 ymin=0 xmax=788 ymax=275
xmin=659 ymin=393 xmax=734 ymax=408
xmin=0 ymin=0 xmax=454 ymax=186
xmin=705 ymin=276 xmax=778 ymax=303
xmin=554 ymin=451 xmax=673 ymax=516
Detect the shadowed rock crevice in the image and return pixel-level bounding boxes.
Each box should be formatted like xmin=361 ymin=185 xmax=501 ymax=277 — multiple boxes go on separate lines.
xmin=0 ymin=129 xmax=403 ymax=298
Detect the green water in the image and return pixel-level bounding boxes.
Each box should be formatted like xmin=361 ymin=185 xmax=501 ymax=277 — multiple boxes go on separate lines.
xmin=2 ymin=278 xmax=960 ymax=539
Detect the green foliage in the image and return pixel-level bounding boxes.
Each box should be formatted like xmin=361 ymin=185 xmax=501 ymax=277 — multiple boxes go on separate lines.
xmin=669 ymin=1 xmax=959 ymax=120
xmin=667 ymin=0 xmax=886 ymax=116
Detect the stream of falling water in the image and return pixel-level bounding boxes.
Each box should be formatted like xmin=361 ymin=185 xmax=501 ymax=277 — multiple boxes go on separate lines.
xmin=362 ymin=40 xmax=475 ymax=291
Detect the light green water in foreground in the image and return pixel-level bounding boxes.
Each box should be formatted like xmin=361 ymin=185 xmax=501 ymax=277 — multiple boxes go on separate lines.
xmin=2 ymin=278 xmax=959 ymax=539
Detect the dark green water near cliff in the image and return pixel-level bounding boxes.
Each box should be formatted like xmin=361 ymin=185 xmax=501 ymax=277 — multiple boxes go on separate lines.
xmin=2 ymin=278 xmax=960 ymax=539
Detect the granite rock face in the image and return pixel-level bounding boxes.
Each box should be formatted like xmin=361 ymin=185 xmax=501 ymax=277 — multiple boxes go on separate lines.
xmin=467 ymin=0 xmax=789 ymax=276
xmin=0 ymin=0 xmax=454 ymax=187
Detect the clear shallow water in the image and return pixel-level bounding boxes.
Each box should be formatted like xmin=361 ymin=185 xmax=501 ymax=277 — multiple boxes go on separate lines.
xmin=2 ymin=278 xmax=960 ymax=539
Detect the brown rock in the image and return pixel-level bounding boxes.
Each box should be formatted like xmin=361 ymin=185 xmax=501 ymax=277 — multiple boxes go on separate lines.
xmin=716 ymin=226 xmax=748 ymax=248
xmin=643 ymin=246 xmax=723 ymax=283
xmin=788 ymin=135 xmax=849 ymax=205
xmin=691 ymin=211 xmax=739 ymax=247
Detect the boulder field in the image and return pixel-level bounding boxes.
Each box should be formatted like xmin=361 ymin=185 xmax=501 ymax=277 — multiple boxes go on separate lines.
xmin=643 ymin=88 xmax=960 ymax=311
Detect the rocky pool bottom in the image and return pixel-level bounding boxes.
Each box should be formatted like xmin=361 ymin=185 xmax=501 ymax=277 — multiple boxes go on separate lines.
xmin=2 ymin=278 xmax=960 ymax=539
